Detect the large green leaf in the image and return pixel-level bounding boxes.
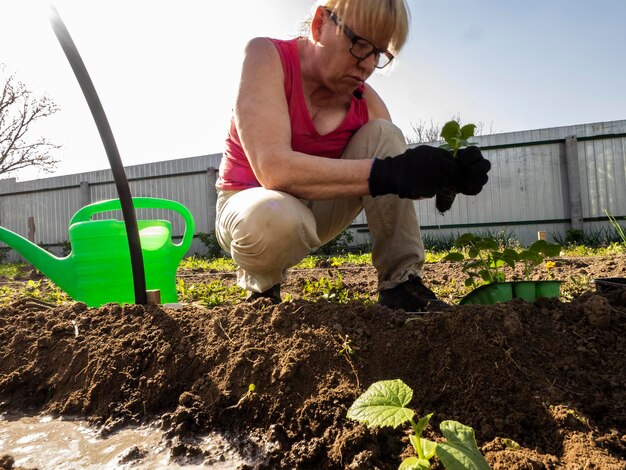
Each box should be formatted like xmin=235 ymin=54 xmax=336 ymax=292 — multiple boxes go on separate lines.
xmin=460 ymin=124 xmax=477 ymax=140
xmin=531 ymin=240 xmax=561 ymax=257
xmin=441 ymin=120 xmax=461 ymax=145
xmin=443 ymin=252 xmax=465 ymax=262
xmin=456 ymin=233 xmax=476 ymax=248
xmin=436 ymin=421 xmax=490 ymax=470
xmin=399 ymin=457 xmax=431 ymax=470
xmin=347 ymin=380 xmax=414 ymax=428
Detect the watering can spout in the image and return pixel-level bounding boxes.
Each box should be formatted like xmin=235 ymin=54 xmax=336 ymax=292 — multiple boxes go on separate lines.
xmin=0 ymin=227 xmax=76 ymax=296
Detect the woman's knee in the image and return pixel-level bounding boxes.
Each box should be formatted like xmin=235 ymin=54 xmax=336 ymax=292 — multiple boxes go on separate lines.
xmin=343 ymin=119 xmax=406 ymax=161
xmin=227 ymin=191 xmax=320 ymax=265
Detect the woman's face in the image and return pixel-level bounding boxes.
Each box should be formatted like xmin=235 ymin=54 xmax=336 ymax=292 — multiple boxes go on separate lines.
xmin=314 ymin=8 xmax=390 ymax=95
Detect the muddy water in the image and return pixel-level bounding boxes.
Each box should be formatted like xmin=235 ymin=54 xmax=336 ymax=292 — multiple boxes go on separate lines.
xmin=0 ymin=414 xmax=244 ymax=469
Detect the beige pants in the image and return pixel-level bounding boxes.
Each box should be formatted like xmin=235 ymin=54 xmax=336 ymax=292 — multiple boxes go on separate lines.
xmin=215 ymin=119 xmax=425 ymax=293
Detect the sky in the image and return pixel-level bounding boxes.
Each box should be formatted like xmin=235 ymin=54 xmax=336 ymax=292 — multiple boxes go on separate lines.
xmin=1 ymin=0 xmax=625 ymax=182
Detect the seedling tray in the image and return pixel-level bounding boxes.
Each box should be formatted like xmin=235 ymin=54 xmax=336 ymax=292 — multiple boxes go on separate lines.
xmin=460 ymin=280 xmax=562 ymax=305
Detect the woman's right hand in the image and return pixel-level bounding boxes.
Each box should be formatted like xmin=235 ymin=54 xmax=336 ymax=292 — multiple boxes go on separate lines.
xmin=368 ymin=145 xmax=490 ymax=199
xmin=368 ymin=145 xmax=456 ymax=199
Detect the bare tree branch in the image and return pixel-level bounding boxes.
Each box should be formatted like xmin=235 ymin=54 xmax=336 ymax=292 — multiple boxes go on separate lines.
xmin=406 ymin=113 xmax=495 ymax=145
xmin=0 ymin=64 xmax=61 ymax=177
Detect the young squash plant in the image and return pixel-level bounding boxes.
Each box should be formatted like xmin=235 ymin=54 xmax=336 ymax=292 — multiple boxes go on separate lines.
xmin=436 ymin=120 xmax=478 ymax=214
xmin=442 ymin=233 xmax=517 ymax=288
xmin=443 ymin=233 xmax=562 ymax=288
xmin=347 ymin=379 xmax=490 ymax=470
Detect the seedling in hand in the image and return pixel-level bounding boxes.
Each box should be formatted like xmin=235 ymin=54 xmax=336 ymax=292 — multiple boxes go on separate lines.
xmin=436 ymin=119 xmax=478 ymax=213
xmin=439 ymin=120 xmax=477 ymax=158
xmin=347 ymin=379 xmax=490 ymax=469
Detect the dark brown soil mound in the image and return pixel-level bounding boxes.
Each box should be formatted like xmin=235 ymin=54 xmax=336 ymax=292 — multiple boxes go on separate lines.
xmin=1 ymin=255 xmax=626 ymax=469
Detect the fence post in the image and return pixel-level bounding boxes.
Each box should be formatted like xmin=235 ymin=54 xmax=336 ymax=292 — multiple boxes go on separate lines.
xmin=27 ymin=216 xmax=36 ymax=243
xmin=80 ymin=181 xmax=91 ymax=207
xmin=206 ymin=166 xmax=218 ymax=233
xmin=564 ymin=135 xmax=583 ymax=231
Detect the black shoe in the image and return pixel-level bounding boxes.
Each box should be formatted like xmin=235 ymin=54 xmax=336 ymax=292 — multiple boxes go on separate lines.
xmin=379 ymin=275 xmax=450 ymax=312
xmin=246 ymin=284 xmax=281 ymax=304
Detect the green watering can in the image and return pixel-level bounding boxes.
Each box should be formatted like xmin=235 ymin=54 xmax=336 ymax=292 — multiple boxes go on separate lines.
xmin=0 ymin=197 xmax=195 ymax=307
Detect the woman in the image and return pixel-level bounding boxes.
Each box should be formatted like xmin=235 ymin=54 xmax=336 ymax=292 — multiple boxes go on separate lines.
xmin=215 ymin=0 xmax=490 ymax=312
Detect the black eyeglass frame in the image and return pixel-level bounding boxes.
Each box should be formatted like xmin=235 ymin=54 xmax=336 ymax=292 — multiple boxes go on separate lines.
xmin=324 ymin=8 xmax=394 ymax=69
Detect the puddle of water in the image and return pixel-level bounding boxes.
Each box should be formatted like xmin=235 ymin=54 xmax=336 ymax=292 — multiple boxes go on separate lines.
xmin=0 ymin=413 xmax=245 ymax=469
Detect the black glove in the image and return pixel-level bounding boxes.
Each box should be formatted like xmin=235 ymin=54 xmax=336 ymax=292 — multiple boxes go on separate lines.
xmin=368 ymin=145 xmax=456 ymax=199
xmin=453 ymin=146 xmax=491 ymax=195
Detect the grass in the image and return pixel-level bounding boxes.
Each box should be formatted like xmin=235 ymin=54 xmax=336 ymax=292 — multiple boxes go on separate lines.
xmin=0 ymin=236 xmax=624 ymax=307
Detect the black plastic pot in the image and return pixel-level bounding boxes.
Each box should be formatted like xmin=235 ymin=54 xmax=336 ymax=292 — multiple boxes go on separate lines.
xmin=593 ymin=277 xmax=626 ymax=295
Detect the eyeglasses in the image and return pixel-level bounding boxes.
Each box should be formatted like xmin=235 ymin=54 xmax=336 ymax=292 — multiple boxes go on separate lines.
xmin=325 ymin=8 xmax=394 ymax=69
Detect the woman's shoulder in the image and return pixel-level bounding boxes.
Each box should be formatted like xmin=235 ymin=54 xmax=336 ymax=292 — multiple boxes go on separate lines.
xmin=363 ymin=83 xmax=391 ymax=121
xmin=244 ymin=37 xmax=298 ymax=54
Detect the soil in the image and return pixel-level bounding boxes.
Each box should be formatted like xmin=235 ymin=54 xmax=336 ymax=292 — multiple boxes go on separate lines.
xmin=1 ymin=254 xmax=626 ymax=469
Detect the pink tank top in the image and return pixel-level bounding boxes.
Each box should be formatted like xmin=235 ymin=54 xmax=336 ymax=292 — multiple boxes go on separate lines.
xmin=217 ymin=37 xmax=369 ymax=190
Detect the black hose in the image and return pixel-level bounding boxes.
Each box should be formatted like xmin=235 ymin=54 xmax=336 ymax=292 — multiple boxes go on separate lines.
xmin=49 ymin=6 xmax=147 ymax=305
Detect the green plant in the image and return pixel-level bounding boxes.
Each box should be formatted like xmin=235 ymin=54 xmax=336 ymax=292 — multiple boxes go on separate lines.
xmin=302 ymin=273 xmax=349 ymax=303
xmin=176 ymin=278 xmax=245 ymax=306
xmin=179 ymin=255 xmax=237 ymax=272
xmin=197 ymin=231 xmax=223 ymax=259
xmin=443 ymin=233 xmax=518 ymax=287
xmin=564 ymin=228 xmax=585 ymax=246
xmin=517 ymin=240 xmax=562 ymax=280
xmin=0 ymin=247 xmax=10 ymax=264
xmin=443 ymin=234 xmax=561 ymax=287
xmin=436 ymin=119 xmax=478 ymax=214
xmin=422 ymin=231 xmax=460 ymax=252
xmin=314 ymin=229 xmax=355 ymax=256
xmin=605 ymin=209 xmax=626 ymax=245
xmin=439 ymin=120 xmax=477 ymax=158
xmin=347 ymin=380 xmax=489 ymax=470
xmin=552 ymin=226 xmax=620 ymax=248
xmin=59 ymin=240 xmax=71 ymax=257
xmin=560 ymin=274 xmax=593 ymax=301
xmin=472 ymin=228 xmax=518 ymax=248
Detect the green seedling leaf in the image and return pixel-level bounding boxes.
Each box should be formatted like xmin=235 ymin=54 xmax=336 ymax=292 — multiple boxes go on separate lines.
xmin=443 ymin=252 xmax=465 ymax=262
xmin=500 ymin=248 xmax=520 ymax=267
xmin=455 ymin=233 xmax=477 ymax=247
xmin=465 ymin=259 xmax=483 ymax=268
xmin=502 ymin=438 xmax=521 ymax=450
xmin=415 ymin=413 xmax=434 ymax=436
xmin=399 ymin=457 xmax=431 ymax=470
xmin=530 ymin=240 xmax=561 ymax=257
xmin=476 ymin=238 xmax=499 ymax=251
xmin=441 ymin=120 xmax=461 ymax=144
xmin=440 ymin=120 xmax=477 ymax=157
xmin=436 ymin=420 xmax=490 ymax=470
xmin=460 ymin=124 xmax=477 ymax=140
xmin=488 ymin=256 xmax=507 ymax=269
xmin=346 ymin=379 xmax=414 ymax=428
xmin=410 ymin=435 xmax=437 ymax=460
xmin=493 ymin=272 xmax=506 ymax=283
xmin=518 ymin=251 xmax=542 ymax=263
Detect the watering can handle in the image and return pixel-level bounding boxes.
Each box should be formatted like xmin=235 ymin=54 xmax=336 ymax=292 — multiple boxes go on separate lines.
xmin=70 ymin=197 xmax=196 ymax=253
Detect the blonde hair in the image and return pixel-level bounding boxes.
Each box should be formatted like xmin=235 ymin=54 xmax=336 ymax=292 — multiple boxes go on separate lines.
xmin=319 ymin=0 xmax=410 ymax=54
